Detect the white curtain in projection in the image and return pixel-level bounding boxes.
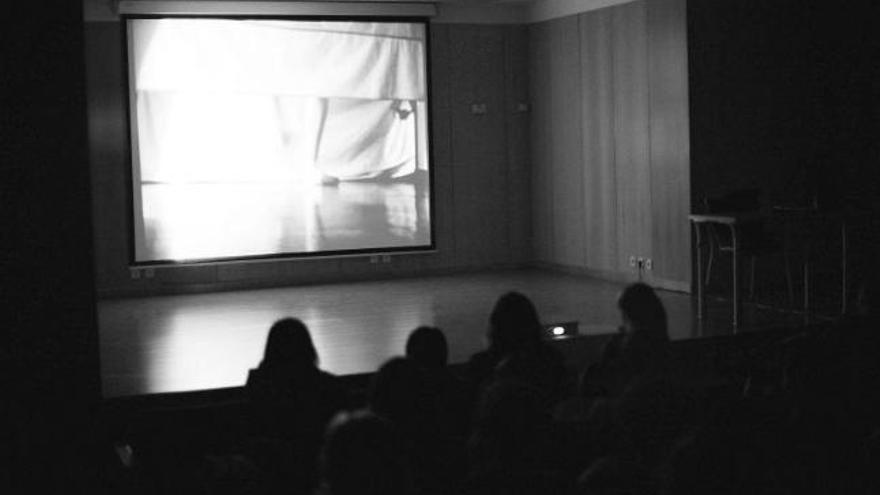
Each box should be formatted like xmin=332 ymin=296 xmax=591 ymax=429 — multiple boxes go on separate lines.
xmin=131 ymin=19 xmax=428 ymax=183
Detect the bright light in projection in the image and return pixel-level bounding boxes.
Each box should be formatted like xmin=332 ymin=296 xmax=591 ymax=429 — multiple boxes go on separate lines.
xmin=128 ymin=18 xmax=432 ymax=263
xmin=138 ymin=93 xmax=305 ymax=184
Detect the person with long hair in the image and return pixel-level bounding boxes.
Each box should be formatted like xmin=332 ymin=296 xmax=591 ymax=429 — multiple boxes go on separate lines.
xmin=466 ymin=292 xmax=566 ymax=409
xmin=245 ymin=317 xmax=348 ymax=493
xmin=317 ymin=410 xmax=415 ymax=495
xmin=581 ymin=283 xmax=670 ymax=399
xmin=616 ymin=282 xmax=669 ymax=348
xmin=466 ymin=292 xmax=545 ymax=382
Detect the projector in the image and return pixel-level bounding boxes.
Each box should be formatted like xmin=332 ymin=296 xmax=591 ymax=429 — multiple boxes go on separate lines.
xmin=543 ymin=321 xmax=579 ymax=340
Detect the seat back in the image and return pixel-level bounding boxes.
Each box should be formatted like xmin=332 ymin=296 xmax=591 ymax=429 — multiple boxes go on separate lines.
xmin=704 ymin=188 xmax=762 ymax=214
xmin=703 ymin=189 xmax=768 ymax=251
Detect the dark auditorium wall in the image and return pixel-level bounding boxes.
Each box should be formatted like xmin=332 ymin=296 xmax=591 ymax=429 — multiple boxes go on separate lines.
xmin=1 ymin=2 xmax=101 ymax=490
xmin=85 ymin=19 xmax=531 ymax=297
xmin=529 ymin=0 xmax=692 ymax=292
xmin=688 ymin=0 xmax=879 ymax=299
xmin=688 ymin=0 xmax=880 ymax=210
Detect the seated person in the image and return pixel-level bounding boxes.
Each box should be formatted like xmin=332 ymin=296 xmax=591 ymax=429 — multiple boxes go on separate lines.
xmin=581 ymin=283 xmax=670 ymax=399
xmin=245 ymin=318 xmax=348 ymax=491
xmin=465 ymin=381 xmax=570 ymax=495
xmin=317 ymin=410 xmax=415 ymax=495
xmin=406 ymin=326 xmax=469 ymax=436
xmin=406 ymin=325 xmax=449 ymax=371
xmin=466 ymin=292 xmax=566 ymax=398
xmin=368 ymin=357 xmax=427 ymax=430
xmin=369 ymin=356 xmax=463 ymax=494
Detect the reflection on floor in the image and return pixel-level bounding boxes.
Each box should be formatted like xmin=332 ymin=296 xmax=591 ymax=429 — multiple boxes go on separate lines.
xmin=98 ymin=269 xmax=807 ymax=398
xmin=139 ymin=177 xmax=430 ymax=261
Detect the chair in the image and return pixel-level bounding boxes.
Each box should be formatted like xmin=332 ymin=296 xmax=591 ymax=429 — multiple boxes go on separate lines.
xmin=702 ymin=189 xmax=794 ymax=305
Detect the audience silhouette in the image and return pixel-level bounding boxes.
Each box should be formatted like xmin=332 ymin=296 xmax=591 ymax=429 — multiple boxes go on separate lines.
xmin=581 ymin=283 xmax=670 ymax=399
xmin=466 ymin=292 xmax=566 ymax=401
xmin=406 ymin=326 xmax=448 ymax=370
xmin=406 ymin=326 xmax=470 ymax=437
xmin=244 ymin=317 xmax=347 ymax=493
xmin=102 ymin=279 xmax=878 ymax=495
xmin=318 ymin=410 xmax=415 ymax=495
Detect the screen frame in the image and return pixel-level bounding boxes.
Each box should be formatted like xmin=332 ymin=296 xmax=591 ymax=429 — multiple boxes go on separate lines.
xmin=122 ymin=14 xmax=437 ymax=267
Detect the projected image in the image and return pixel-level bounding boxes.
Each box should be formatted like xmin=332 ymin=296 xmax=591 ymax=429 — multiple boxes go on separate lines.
xmin=127 ymin=19 xmax=431 ymax=262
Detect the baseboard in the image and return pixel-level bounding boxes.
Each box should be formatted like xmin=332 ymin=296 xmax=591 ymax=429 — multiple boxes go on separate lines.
xmin=96 ymin=262 xmax=532 ymax=299
xmin=97 ymin=260 xmax=689 ymax=299
xmin=532 ymin=261 xmax=692 ymax=294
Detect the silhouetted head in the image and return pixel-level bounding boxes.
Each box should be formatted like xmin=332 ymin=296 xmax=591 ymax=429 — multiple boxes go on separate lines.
xmin=369 ymin=357 xmax=425 ymax=425
xmin=405 ymin=326 xmax=448 ymax=369
xmin=618 ymin=284 xmax=668 ymax=343
xmin=320 ymin=410 xmax=413 ymax=495
xmin=488 ymin=292 xmax=543 ymax=355
xmin=260 ymin=318 xmax=318 ymax=370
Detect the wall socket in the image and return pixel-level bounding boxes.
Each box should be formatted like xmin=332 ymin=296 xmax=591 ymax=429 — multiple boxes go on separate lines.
xmin=382 ymin=255 xmax=391 ymax=263
xmin=130 ymin=267 xmax=156 ymax=279
xmin=629 ymin=256 xmax=653 ymax=271
xmin=369 ymin=255 xmax=378 ymax=264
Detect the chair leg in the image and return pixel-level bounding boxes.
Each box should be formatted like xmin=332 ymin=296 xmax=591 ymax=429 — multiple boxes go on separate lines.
xmin=749 ymin=256 xmax=756 ymax=300
xmin=705 ymin=247 xmax=715 ymax=287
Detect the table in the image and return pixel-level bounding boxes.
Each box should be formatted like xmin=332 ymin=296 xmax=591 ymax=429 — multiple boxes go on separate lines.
xmin=691 ymin=208 xmax=857 ymax=329
xmin=771 ymin=206 xmax=858 ymax=316
xmin=689 ymin=212 xmax=762 ymax=329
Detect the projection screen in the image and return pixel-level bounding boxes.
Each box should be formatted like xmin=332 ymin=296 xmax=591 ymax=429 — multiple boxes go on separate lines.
xmin=125 ymin=17 xmax=433 ymax=264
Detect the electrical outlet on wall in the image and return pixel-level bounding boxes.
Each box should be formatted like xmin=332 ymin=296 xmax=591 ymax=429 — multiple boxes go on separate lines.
xmin=645 ymin=258 xmax=653 ymax=270
xmin=382 ymin=255 xmax=391 ymax=263
xmin=629 ymin=256 xmax=637 ymax=267
xmin=130 ymin=268 xmax=140 ymax=280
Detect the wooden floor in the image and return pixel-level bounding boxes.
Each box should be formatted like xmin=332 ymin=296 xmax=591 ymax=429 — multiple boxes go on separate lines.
xmin=99 ymin=268 xmax=803 ymax=398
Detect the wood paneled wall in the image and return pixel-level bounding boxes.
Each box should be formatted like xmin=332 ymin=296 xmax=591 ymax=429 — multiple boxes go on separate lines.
xmin=648 ymin=0 xmax=691 ymax=287
xmin=529 ymin=0 xmax=691 ymax=291
xmin=85 ymin=22 xmax=532 ymax=297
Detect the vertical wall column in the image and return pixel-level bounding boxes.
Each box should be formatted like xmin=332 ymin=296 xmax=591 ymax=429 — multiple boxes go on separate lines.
xmin=529 ymin=0 xmax=691 ymax=291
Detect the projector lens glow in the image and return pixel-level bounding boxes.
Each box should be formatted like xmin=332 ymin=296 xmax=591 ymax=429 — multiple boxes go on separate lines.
xmin=552 ymin=326 xmax=565 ymax=336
